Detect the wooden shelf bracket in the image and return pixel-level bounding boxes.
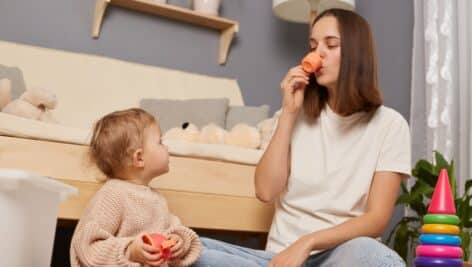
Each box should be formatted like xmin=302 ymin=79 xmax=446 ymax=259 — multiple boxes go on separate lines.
xmin=91 ymin=0 xmax=239 ymax=65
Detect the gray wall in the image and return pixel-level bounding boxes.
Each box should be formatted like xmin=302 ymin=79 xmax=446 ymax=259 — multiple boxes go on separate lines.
xmin=0 ymin=0 xmax=412 ymax=242
xmin=0 ymin=0 xmax=412 ymax=118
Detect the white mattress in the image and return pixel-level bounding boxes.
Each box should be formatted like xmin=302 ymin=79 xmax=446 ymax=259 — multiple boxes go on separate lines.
xmin=0 ymin=113 xmax=262 ymax=165
xmin=0 ymin=113 xmax=91 ymax=145
xmin=163 ymin=140 xmax=263 ymax=165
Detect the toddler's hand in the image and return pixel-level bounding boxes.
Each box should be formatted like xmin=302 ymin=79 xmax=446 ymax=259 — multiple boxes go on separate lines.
xmin=128 ymin=234 xmax=164 ymax=267
xmin=168 ymin=233 xmax=185 ymax=259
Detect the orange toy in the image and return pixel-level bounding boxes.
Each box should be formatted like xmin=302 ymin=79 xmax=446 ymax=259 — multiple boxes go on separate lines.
xmin=142 ymin=233 xmax=176 ymax=260
xmin=301 ymin=52 xmax=322 ymax=73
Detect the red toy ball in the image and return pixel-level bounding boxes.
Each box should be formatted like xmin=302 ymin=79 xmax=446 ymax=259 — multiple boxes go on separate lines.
xmin=142 ymin=233 xmax=176 ymax=261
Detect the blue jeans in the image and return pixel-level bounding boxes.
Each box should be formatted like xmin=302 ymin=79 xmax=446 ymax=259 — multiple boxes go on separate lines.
xmin=192 ymin=236 xmax=406 ymax=267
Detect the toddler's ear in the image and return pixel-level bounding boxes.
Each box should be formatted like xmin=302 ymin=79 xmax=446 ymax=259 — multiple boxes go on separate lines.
xmin=132 ymin=148 xmax=145 ymax=168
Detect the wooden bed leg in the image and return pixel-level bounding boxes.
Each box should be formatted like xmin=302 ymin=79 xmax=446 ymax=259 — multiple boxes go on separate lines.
xmin=92 ymin=0 xmax=110 ymax=38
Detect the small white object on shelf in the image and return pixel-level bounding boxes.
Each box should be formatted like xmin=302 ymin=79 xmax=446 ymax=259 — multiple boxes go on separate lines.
xmin=168 ymin=0 xmax=190 ymax=8
xmin=193 ymin=0 xmax=221 ymax=16
xmin=91 ymin=0 xmax=238 ymax=64
xmin=272 ymin=0 xmax=356 ymax=23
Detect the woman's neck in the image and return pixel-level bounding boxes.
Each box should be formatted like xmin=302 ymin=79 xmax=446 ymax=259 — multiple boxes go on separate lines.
xmin=326 ymin=86 xmax=338 ymax=114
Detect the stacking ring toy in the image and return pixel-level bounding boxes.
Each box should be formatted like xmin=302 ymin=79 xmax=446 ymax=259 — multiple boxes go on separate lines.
xmin=419 ymin=234 xmax=461 ymax=246
xmin=422 ymin=224 xmax=460 ymax=235
xmin=416 ymin=245 xmax=463 ymax=258
xmin=423 ymin=214 xmax=460 ymax=225
xmin=414 ymin=256 xmax=462 ymax=267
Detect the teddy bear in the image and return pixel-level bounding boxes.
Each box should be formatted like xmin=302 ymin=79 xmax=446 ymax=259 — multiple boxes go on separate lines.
xmin=163 ymin=122 xmax=200 ymax=142
xmin=163 ymin=121 xmax=262 ymax=149
xmin=0 ymin=79 xmax=11 ymax=110
xmin=199 ymin=123 xmax=226 ymax=144
xmin=225 ymin=123 xmax=261 ymax=149
xmin=0 ymin=78 xmax=58 ymax=123
xmin=257 ymin=118 xmax=277 ymax=150
xmin=257 ymin=109 xmax=281 ymax=150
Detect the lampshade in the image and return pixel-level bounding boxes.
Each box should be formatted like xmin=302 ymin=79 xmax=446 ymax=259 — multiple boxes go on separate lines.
xmin=273 ymin=0 xmax=356 ymax=23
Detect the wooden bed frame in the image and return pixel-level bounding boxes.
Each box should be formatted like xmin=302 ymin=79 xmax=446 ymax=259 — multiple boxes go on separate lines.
xmin=0 ymin=135 xmax=274 ymax=233
xmin=0 ymin=40 xmax=275 ymax=234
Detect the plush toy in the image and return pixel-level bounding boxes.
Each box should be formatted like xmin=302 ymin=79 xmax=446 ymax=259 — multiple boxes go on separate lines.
xmin=257 ymin=118 xmax=275 ymax=151
xmin=225 ymin=123 xmax=261 ymax=149
xmin=0 ymin=79 xmax=12 ymax=110
xmin=199 ymin=123 xmax=226 ymax=144
xmin=0 ymin=78 xmax=58 ymax=123
xmin=257 ymin=109 xmax=281 ymax=150
xmin=163 ymin=122 xmax=200 ymax=142
xmin=164 ymin=122 xmax=263 ymax=149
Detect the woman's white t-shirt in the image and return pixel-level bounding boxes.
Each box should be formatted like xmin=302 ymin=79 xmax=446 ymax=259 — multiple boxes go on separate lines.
xmin=266 ymin=105 xmax=411 ymax=253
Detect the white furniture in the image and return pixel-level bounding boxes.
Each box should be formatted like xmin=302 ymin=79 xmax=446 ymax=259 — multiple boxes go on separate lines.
xmin=0 ymin=169 xmax=77 ymax=267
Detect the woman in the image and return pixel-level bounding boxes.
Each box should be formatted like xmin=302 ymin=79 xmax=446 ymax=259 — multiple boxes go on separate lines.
xmin=193 ymin=8 xmax=409 ymax=267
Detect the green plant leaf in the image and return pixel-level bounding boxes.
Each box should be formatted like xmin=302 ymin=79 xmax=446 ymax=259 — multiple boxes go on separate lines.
xmin=410 ymin=180 xmax=434 ymax=200
xmin=387 ymin=217 xmax=420 ymax=262
xmin=401 ymin=181 xmax=409 ymax=194
xmin=407 ymin=180 xmax=433 ymax=216
xmin=412 ymin=160 xmax=437 ymax=187
xmin=449 ymin=160 xmax=456 ymax=199
xmin=433 ymin=151 xmax=457 ymax=197
xmin=386 ymin=217 xmax=420 ymax=245
xmin=386 ymin=222 xmax=401 ymax=245
xmin=396 ymin=182 xmax=412 ymax=205
xmin=465 ymin=179 xmax=472 ymax=195
xmin=393 ymin=221 xmax=410 ymax=261
xmin=396 ymin=192 xmax=411 ymax=205
xmin=458 ymin=196 xmax=472 ymax=228
xmin=434 ymin=150 xmax=449 ymax=173
xmin=459 ymin=230 xmax=471 ymax=261
xmin=412 ymin=159 xmax=434 ymax=173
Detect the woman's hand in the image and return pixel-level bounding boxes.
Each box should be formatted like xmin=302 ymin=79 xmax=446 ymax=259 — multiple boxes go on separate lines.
xmin=268 ymin=234 xmax=313 ymax=267
xmin=168 ymin=233 xmax=186 ymax=260
xmin=128 ymin=234 xmax=164 ymax=267
xmin=280 ymin=66 xmax=310 ymax=115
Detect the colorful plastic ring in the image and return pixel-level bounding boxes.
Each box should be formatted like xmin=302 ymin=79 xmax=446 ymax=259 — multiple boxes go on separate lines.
xmin=416 ymin=245 xmax=463 ymax=258
xmin=424 ymin=214 xmax=460 ymax=225
xmin=422 ymin=224 xmax=460 ymax=235
xmin=419 ymin=234 xmax=461 ymax=246
xmin=414 ymin=256 xmax=462 ymax=267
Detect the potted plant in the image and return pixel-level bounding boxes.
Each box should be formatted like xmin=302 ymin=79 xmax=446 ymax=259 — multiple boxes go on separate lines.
xmin=386 ymin=151 xmax=472 ymax=263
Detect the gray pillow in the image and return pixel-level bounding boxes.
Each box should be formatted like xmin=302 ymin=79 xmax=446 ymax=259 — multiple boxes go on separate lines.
xmin=140 ymin=98 xmax=229 ymax=133
xmin=0 ymin=64 xmax=27 ymax=99
xmin=225 ymin=105 xmax=270 ymax=130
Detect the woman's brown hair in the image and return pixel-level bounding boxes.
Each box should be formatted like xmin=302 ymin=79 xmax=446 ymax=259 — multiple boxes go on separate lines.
xmin=304 ymin=8 xmax=383 ymax=120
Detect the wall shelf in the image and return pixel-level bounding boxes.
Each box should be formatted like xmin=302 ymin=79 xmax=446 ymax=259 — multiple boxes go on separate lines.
xmin=92 ymin=0 xmax=239 ymax=64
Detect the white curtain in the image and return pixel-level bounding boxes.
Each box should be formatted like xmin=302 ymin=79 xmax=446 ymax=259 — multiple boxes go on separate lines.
xmin=411 ymin=0 xmax=471 ymax=195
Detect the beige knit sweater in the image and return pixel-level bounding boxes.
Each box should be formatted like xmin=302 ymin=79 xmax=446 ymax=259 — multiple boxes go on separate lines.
xmin=70 ymin=179 xmax=201 ymax=267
